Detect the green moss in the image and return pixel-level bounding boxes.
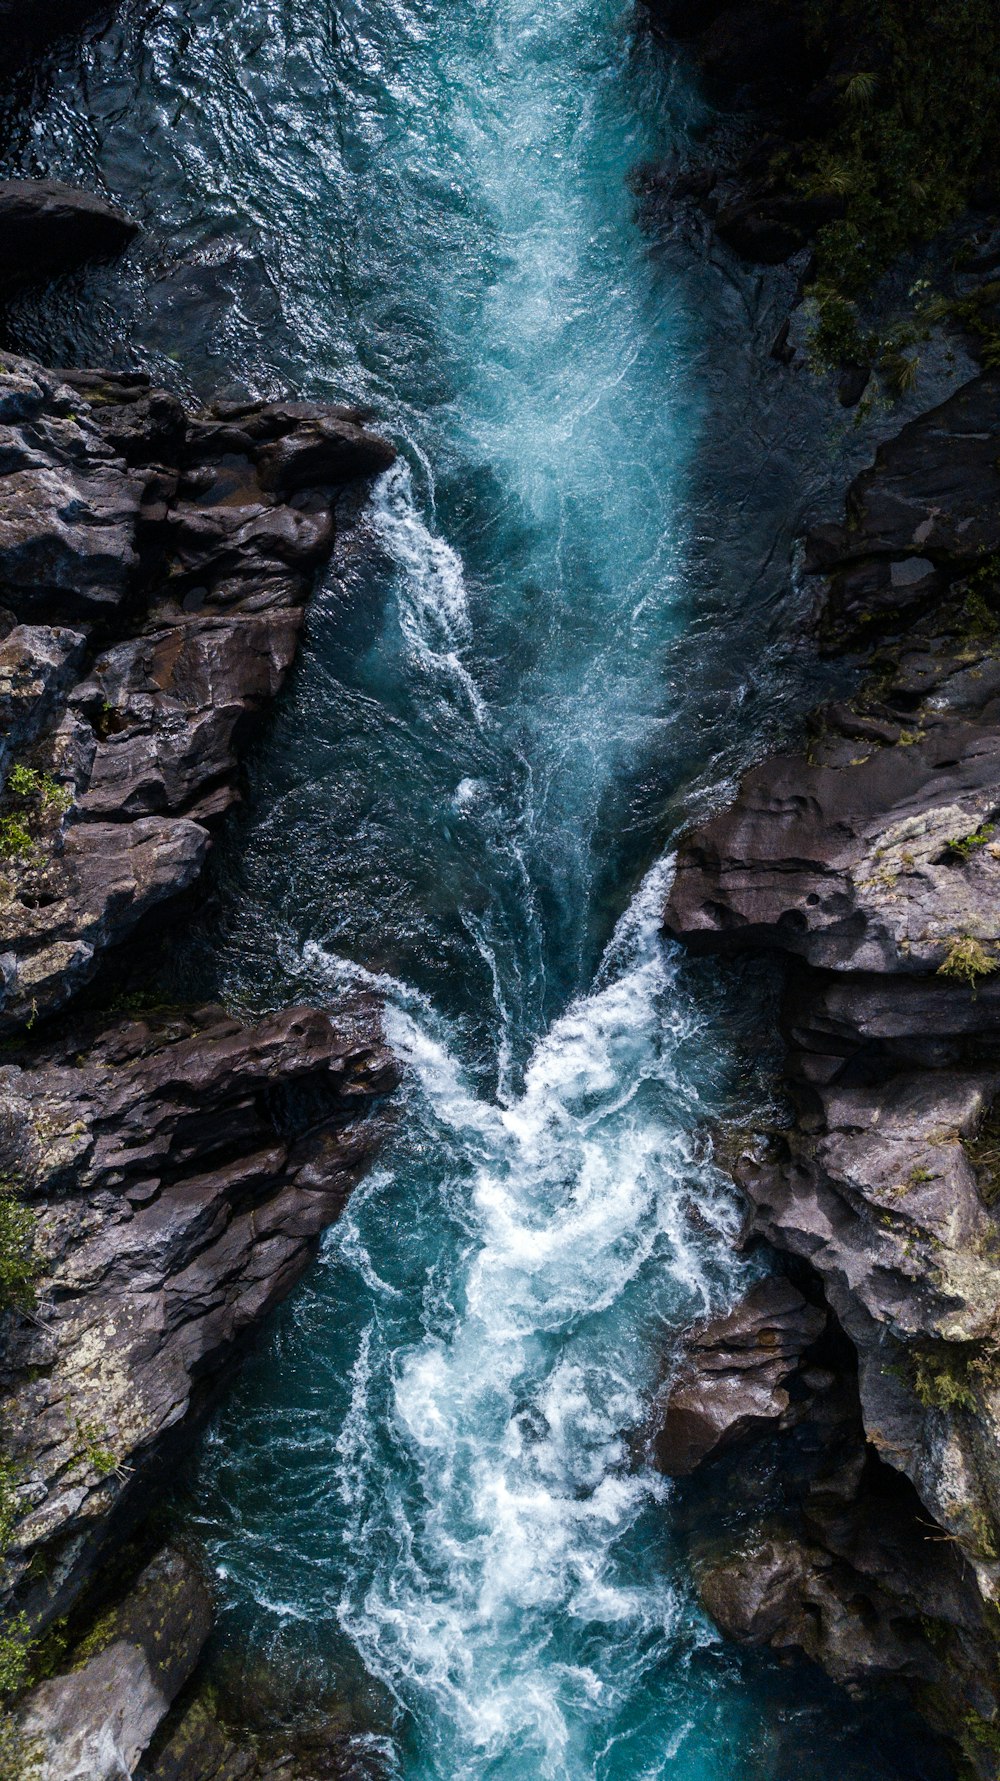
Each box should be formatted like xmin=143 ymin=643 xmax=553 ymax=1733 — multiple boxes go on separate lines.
xmin=960 ymin=1708 xmax=1000 ymax=1767
xmin=69 ymin=1604 xmax=119 ymax=1669
xmin=74 ymin=1420 xmax=118 ymax=1480
xmin=0 ymin=1715 xmax=41 ymax=1781
xmin=937 ymin=935 xmax=998 ymax=987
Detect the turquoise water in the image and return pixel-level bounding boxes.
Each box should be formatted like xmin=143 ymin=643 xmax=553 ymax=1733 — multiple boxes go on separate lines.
xmin=0 ymin=2 xmax=953 ymax=1775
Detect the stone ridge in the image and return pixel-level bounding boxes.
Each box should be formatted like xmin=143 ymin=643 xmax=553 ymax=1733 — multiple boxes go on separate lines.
xmin=664 ymin=372 xmax=1000 ymax=1765
xmin=0 ymin=354 xmax=395 ymax=1033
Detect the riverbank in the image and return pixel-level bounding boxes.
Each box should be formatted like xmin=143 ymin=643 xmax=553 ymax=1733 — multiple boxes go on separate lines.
xmin=650 ymin=4 xmax=1000 ymax=1774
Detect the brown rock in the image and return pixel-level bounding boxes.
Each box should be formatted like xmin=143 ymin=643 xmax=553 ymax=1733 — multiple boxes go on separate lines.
xmin=655 ymin=1277 xmax=824 ymax=1474
xmin=0 ymin=354 xmax=395 ymax=1036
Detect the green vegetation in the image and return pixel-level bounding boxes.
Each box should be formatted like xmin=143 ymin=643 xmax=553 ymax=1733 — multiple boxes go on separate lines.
xmin=0 ymin=762 xmax=73 ymax=873
xmin=0 ymin=1189 xmax=37 ymax=1321
xmin=0 ymin=1618 xmax=31 ymax=1703
xmin=74 ymin=1421 xmax=118 ymax=1480
xmin=960 ymin=1709 xmax=1000 ymax=1768
xmin=946 ymin=823 xmax=996 ymax=861
xmin=5 ymin=766 xmax=71 ymax=818
xmin=912 ymin=1345 xmax=980 ymax=1413
xmin=0 ymin=822 xmax=32 ymax=864
xmin=937 ymin=935 xmax=998 ymax=987
xmin=800 ymin=0 xmax=1000 ymax=297
xmin=0 ymin=1716 xmax=41 ymax=1781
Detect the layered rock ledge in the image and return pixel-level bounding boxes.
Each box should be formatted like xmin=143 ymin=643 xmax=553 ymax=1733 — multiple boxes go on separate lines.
xmin=664 ymin=370 xmax=1000 ymax=1765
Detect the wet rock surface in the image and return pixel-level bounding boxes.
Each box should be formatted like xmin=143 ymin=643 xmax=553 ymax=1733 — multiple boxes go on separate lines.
xmin=0 ymin=344 xmax=397 ymax=1771
xmin=665 ymin=369 xmax=1000 ymax=1761
xmin=0 ymin=180 xmax=138 ymax=289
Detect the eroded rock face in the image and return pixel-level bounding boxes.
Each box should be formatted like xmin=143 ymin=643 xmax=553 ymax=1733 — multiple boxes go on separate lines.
xmin=0 ymin=1000 xmax=397 ymax=1634
xmin=0 ymin=355 xmax=395 ymax=1032
xmin=666 ymin=369 xmax=1000 ymax=1759
xmin=655 ymin=1276 xmax=825 ymax=1474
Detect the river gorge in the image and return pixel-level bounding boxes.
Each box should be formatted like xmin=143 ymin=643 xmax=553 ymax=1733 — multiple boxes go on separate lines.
xmin=1 ymin=2 xmax=997 ymax=1778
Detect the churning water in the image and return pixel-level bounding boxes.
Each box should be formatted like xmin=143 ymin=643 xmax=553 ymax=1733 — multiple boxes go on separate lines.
xmin=0 ymin=1 xmax=958 ymax=1775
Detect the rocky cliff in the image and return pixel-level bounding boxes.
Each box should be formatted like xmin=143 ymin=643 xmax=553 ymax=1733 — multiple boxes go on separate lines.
xmin=663 ymin=366 xmax=1000 ymax=1771
xmin=638 ymin=4 xmax=1000 ymax=1767
xmin=0 ymin=342 xmax=399 ymax=1772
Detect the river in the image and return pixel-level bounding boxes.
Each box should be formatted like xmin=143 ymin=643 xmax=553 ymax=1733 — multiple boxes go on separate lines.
xmin=0 ymin=2 xmax=953 ymax=1776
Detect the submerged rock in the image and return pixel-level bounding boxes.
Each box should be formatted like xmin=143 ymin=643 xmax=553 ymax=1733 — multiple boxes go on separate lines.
xmin=0 ymin=180 xmax=138 ymax=288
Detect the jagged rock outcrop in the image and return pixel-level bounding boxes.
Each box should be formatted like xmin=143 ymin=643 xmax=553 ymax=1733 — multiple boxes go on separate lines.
xmin=655 ymin=1276 xmax=825 ymax=1473
xmin=0 ymin=354 xmax=395 ymax=1033
xmin=0 ymin=181 xmax=138 ymax=289
xmin=665 ymin=370 xmax=1000 ymax=1761
xmin=663 ymin=1282 xmax=1000 ymax=1767
xmin=0 ymin=342 xmax=399 ymax=1771
xmin=0 ymin=1000 xmax=397 ymax=1636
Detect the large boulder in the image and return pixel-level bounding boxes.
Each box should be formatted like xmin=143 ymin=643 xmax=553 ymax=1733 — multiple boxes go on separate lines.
xmin=0 ymin=1000 xmax=398 ymax=1633
xmin=16 ymin=1546 xmax=212 ymax=1781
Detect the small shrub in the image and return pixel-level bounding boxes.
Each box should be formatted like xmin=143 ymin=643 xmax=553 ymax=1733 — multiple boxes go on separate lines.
xmin=0 ymin=1461 xmax=21 ymax=1559
xmin=912 ymin=1347 xmax=978 ymax=1413
xmin=0 ymin=1617 xmax=30 ymax=1701
xmin=945 ymin=823 xmax=996 ymax=861
xmin=0 ymin=822 xmax=31 ymax=864
xmin=6 ymin=767 xmax=71 ymax=819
